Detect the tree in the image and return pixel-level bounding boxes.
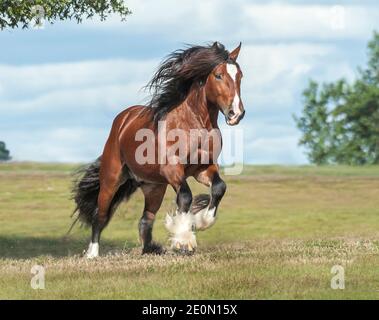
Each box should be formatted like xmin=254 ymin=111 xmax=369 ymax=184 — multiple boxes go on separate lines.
xmin=0 ymin=0 xmax=131 ymax=30
xmin=294 ymin=31 xmax=379 ymax=165
xmin=0 ymin=141 xmax=11 ymax=161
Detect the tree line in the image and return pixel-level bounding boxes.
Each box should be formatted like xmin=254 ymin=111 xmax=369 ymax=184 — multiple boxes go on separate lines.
xmin=0 ymin=141 xmax=11 ymax=161
xmin=295 ymin=32 xmax=379 ymax=165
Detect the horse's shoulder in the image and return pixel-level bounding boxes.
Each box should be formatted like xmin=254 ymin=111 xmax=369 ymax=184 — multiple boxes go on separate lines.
xmin=113 ymin=105 xmax=149 ymax=123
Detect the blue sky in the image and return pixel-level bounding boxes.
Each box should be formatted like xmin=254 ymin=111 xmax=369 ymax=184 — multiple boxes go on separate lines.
xmin=0 ymin=0 xmax=378 ymax=163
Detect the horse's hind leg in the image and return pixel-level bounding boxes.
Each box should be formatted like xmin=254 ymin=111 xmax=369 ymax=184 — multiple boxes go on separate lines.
xmin=139 ymin=183 xmax=167 ymax=254
xmin=86 ymin=159 xmax=123 ymax=259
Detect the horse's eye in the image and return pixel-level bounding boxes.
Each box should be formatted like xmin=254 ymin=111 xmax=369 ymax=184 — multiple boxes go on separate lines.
xmin=215 ymin=74 xmax=222 ymax=80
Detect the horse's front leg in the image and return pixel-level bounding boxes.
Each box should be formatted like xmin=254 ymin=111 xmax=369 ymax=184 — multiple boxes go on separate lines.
xmin=192 ymin=165 xmax=227 ymax=231
xmin=163 ymin=166 xmax=196 ymax=254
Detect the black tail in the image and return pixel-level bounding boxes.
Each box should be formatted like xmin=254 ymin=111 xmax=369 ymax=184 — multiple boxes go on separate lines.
xmin=70 ymin=157 xmax=139 ymax=229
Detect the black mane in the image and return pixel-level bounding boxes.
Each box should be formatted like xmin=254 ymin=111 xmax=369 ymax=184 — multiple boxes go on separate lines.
xmin=146 ymin=42 xmax=230 ymax=122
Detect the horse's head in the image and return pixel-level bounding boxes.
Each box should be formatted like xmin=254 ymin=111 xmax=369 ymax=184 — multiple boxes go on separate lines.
xmin=205 ymin=42 xmax=245 ymax=126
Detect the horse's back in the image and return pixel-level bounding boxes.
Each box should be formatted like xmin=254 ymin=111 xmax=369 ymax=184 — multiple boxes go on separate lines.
xmin=109 ymin=105 xmax=165 ymax=183
xmin=114 ymin=104 xmax=153 ymax=131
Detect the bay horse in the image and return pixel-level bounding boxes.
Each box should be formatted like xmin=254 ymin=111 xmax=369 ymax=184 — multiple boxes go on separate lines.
xmin=72 ymin=42 xmax=245 ymax=258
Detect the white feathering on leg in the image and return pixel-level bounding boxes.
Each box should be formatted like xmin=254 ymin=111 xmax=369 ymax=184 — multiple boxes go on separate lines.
xmin=86 ymin=242 xmax=99 ymax=259
xmin=165 ymin=211 xmax=197 ymax=249
xmin=193 ymin=207 xmax=216 ymax=231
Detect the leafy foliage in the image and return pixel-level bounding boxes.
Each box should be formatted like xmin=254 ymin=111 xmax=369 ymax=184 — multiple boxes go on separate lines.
xmin=0 ymin=141 xmax=11 ymax=161
xmin=0 ymin=0 xmax=131 ymax=30
xmin=295 ymin=31 xmax=379 ymax=165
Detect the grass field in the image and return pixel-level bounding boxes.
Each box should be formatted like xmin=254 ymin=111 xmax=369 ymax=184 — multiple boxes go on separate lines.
xmin=0 ymin=162 xmax=379 ymax=299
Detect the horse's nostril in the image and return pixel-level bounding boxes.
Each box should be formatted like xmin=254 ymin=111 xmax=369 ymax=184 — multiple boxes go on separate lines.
xmin=228 ymin=110 xmax=235 ymax=118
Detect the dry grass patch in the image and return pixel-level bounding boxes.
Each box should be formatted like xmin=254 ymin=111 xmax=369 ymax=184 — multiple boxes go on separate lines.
xmin=0 ymin=163 xmax=379 ymax=299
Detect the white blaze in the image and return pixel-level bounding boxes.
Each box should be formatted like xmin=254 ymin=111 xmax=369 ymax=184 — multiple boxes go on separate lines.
xmin=226 ymin=63 xmax=238 ymax=81
xmin=226 ymin=63 xmax=241 ymax=115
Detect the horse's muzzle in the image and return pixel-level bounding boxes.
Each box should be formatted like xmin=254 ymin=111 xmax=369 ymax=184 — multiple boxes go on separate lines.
xmin=225 ymin=109 xmax=245 ymax=126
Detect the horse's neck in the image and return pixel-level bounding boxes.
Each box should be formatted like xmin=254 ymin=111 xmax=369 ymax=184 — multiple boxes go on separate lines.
xmin=184 ymin=85 xmax=219 ymax=129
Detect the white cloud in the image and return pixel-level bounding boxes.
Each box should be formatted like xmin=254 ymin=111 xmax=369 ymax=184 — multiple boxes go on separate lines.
xmin=245 ymin=135 xmax=307 ymax=164
xmin=1 ymin=83 xmax=146 ymax=113
xmin=83 ymin=1 xmax=379 ymax=41
xmin=217 ymin=121 xmax=308 ymax=164
xmin=239 ymin=42 xmax=355 ymax=111
xmin=0 ymin=59 xmax=157 ymax=101
xmin=3 ymin=127 xmax=108 ymax=162
xmin=242 ymin=3 xmax=379 ymax=40
xmin=0 ymin=42 xmax=354 ymax=116
xmin=0 ymin=58 xmax=163 ymax=119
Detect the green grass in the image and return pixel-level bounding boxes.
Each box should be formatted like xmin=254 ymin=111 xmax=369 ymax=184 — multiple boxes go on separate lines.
xmin=1 ymin=162 xmax=379 ymax=299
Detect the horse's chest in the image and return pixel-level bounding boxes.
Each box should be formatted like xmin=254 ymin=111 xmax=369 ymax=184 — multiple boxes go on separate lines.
xmin=162 ymin=119 xmax=223 ymax=164
xmin=187 ymin=130 xmax=223 ymax=164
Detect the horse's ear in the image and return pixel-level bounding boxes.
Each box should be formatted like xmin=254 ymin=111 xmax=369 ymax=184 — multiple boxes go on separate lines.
xmin=229 ymin=42 xmax=242 ymax=61
xmin=213 ymin=41 xmax=225 ymax=51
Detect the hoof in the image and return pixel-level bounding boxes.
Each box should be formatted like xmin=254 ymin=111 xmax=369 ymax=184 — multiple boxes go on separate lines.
xmin=173 ymin=242 xmax=196 ymax=256
xmin=165 ymin=211 xmax=198 ymax=254
xmin=169 ymin=229 xmax=197 ymax=254
xmin=142 ymin=242 xmax=166 ymax=255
